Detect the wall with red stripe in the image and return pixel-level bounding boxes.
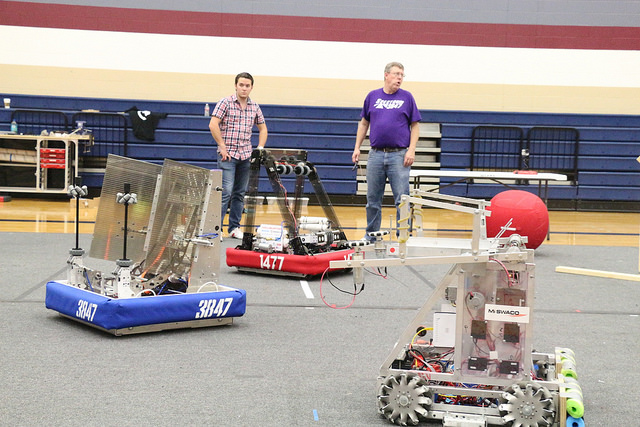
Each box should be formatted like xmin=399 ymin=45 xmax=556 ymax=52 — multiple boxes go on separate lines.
xmin=1 ymin=0 xmax=639 ymax=114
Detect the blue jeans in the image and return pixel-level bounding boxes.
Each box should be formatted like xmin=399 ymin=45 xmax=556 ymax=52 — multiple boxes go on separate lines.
xmin=365 ymin=148 xmax=410 ymax=238
xmin=219 ymin=154 xmax=251 ymax=232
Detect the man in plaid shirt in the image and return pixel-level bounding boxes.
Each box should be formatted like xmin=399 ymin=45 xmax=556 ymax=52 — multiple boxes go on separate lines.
xmin=209 ymin=72 xmax=268 ymax=239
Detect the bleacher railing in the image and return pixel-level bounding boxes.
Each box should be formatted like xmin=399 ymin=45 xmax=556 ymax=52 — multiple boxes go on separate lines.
xmin=470 ymin=125 xmax=579 ymax=182
xmin=71 ymin=112 xmax=128 ymax=169
xmin=9 ymin=109 xmax=128 ymax=171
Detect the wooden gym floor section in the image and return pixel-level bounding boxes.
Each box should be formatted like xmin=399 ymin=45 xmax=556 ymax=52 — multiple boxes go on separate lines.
xmin=0 ymin=198 xmax=639 ymax=247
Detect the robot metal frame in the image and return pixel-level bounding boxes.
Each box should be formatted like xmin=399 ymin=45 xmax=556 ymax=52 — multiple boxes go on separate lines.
xmin=226 ymin=147 xmax=354 ymax=278
xmin=45 ymin=155 xmax=246 ymax=335
xmin=331 ymin=191 xmax=584 ymax=427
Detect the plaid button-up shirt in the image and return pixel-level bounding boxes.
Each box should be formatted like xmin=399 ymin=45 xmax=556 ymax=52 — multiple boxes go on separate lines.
xmin=211 ymin=94 xmax=265 ymax=161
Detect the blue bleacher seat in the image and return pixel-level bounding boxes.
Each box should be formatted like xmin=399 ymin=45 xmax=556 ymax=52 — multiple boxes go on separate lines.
xmin=2 ymin=94 xmax=639 ymax=206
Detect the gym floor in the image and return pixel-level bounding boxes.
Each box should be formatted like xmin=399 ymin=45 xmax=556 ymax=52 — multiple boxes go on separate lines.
xmin=1 ymin=198 xmax=639 ymax=426
xmin=2 ymin=197 xmax=639 ymax=247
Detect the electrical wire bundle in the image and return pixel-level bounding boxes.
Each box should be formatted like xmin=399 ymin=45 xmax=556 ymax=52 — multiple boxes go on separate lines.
xmin=318 ymin=265 xmax=389 ymax=309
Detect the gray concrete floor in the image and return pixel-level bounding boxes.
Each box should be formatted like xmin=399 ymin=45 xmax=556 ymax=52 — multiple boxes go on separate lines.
xmin=1 ymin=232 xmax=638 ymax=426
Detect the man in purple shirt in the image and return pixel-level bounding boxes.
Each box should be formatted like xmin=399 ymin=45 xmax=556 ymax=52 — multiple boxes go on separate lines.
xmin=352 ymin=62 xmax=422 ymax=240
xmin=210 ymin=72 xmax=268 ymax=239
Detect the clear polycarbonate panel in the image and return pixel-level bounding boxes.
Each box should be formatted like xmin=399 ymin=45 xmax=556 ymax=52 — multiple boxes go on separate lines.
xmin=142 ymin=159 xmax=213 ymax=282
xmin=89 ymin=154 xmax=161 ymax=262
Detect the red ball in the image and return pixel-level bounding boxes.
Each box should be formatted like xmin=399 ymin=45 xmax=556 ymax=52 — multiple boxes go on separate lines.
xmin=485 ymin=190 xmax=549 ymax=249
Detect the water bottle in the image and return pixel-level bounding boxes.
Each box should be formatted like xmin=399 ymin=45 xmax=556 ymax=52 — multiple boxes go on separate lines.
xmin=10 ymin=120 xmax=17 ymax=133
xmin=204 ymin=103 xmax=210 ymax=116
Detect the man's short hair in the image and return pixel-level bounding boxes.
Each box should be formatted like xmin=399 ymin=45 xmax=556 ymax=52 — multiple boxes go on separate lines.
xmin=235 ymin=72 xmax=254 ymax=85
xmin=384 ymin=62 xmax=404 ymax=73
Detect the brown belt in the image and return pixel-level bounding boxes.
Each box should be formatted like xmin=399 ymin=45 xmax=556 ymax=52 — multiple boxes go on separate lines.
xmin=371 ymin=147 xmax=406 ymax=152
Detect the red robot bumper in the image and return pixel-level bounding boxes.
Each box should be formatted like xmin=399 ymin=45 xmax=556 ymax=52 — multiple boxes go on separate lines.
xmin=226 ymin=247 xmax=354 ymax=277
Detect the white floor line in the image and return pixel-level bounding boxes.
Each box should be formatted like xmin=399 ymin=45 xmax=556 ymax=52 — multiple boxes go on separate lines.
xmin=300 ymin=280 xmax=314 ymax=299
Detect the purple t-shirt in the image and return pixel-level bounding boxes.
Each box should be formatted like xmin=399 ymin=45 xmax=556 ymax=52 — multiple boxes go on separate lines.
xmin=360 ymin=88 xmax=422 ymax=148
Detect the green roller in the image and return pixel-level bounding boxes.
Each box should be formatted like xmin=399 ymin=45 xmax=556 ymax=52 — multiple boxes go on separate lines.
xmin=558 ymin=348 xmax=575 ymax=362
xmin=562 ymin=384 xmax=583 ymax=397
xmin=561 ymin=359 xmax=578 ymax=379
xmin=562 ymin=378 xmax=583 ymax=395
xmin=566 ymin=397 xmax=584 ymax=418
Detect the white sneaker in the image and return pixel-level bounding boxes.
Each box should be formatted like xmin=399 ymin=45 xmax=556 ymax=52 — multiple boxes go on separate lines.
xmin=229 ymin=228 xmax=244 ymax=239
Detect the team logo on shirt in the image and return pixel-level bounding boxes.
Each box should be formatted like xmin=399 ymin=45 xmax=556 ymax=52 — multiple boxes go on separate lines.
xmin=137 ymin=110 xmax=151 ymax=121
xmin=374 ymin=99 xmax=405 ymax=109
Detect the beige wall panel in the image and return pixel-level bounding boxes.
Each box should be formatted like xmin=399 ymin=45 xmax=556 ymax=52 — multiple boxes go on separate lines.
xmin=2 ymin=64 xmax=640 ymax=115
xmin=0 ymin=65 xmax=228 ymax=104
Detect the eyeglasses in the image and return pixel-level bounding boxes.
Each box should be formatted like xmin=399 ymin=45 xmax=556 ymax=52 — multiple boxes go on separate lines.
xmin=389 ymin=72 xmax=405 ymax=78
